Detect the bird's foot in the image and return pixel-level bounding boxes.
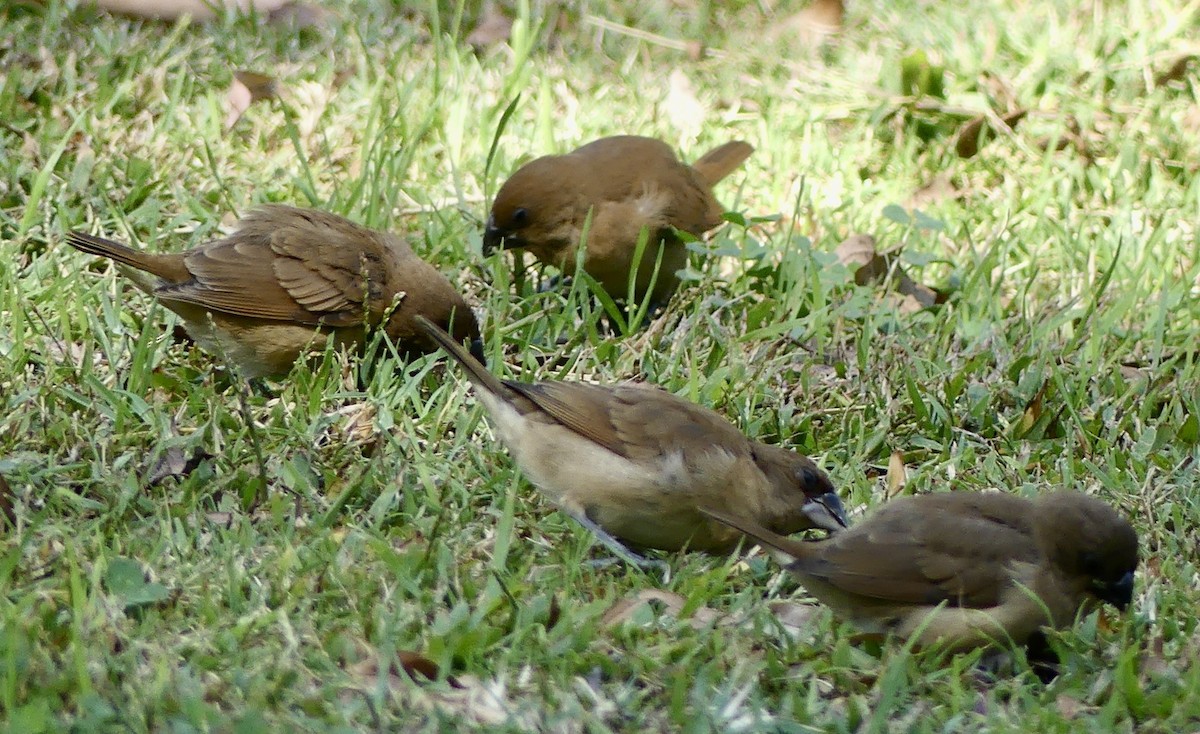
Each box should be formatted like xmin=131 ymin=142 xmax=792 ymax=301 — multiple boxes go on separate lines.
xmin=569 ymin=511 xmax=671 ymax=575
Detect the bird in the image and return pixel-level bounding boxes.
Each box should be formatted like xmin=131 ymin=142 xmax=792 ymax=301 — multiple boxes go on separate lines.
xmin=65 ymin=205 xmax=484 ymax=379
xmin=414 ymin=314 xmax=847 ymax=567
xmin=701 ymin=490 xmax=1138 ymax=668
xmin=483 ymin=135 xmax=754 ymax=306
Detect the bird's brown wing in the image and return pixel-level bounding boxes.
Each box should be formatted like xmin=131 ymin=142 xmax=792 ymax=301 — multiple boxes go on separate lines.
xmin=506 ymin=381 xmax=747 ymax=463
xmin=795 ymin=494 xmax=1040 ymax=608
xmin=159 ymin=209 xmax=398 ymax=327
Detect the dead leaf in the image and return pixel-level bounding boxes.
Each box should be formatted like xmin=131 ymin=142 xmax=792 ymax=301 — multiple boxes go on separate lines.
xmin=1055 ymin=694 xmax=1085 ymax=720
xmin=397 ymin=650 xmax=450 ymax=683
xmin=778 ymin=0 xmax=844 ymax=45
xmin=885 ymin=451 xmax=907 ymax=498
xmin=347 ymin=650 xmax=462 ymax=688
xmin=267 ymin=2 xmax=332 ymax=30
xmin=955 ymin=109 xmax=1027 ymax=158
xmin=1139 ymin=632 xmax=1176 ymax=681
xmin=767 ymin=600 xmax=821 ymax=635
xmin=1018 ymin=382 xmax=1047 ymax=436
xmin=835 ymin=234 xmax=941 ymax=313
xmin=665 ymin=69 xmax=705 ymax=140
xmin=601 ymin=589 xmax=723 ymax=630
xmin=0 ymin=473 xmax=15 ymax=529
xmin=907 ymin=174 xmax=961 ymax=210
xmin=1034 ymin=118 xmax=1090 ymax=160
xmin=89 ymin=0 xmax=290 ymax=21
xmin=224 ymin=71 xmax=279 ymax=130
xmin=331 ymin=66 xmax=356 ymax=90
xmin=1155 ymin=54 xmax=1195 ymax=86
xmin=205 ymin=512 xmax=235 ymax=527
xmin=145 ymin=446 xmax=211 ymax=487
xmin=894 ymin=272 xmax=940 ymax=313
xmin=316 ymin=401 xmax=379 ymax=449
xmin=467 ymin=1 xmax=512 ymax=50
xmin=835 ymin=234 xmax=888 ymax=286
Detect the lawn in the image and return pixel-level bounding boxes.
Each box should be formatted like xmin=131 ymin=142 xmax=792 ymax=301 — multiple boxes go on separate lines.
xmin=1 ymin=0 xmax=1198 ymax=730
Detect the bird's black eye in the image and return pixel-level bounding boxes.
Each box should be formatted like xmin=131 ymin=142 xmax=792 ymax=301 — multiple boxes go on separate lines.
xmin=511 ymin=208 xmax=530 ymax=227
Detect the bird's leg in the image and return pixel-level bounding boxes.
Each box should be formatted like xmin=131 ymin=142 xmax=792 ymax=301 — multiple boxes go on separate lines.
xmin=1023 ymin=630 xmax=1061 ymax=683
xmin=565 ymin=510 xmax=670 ymax=573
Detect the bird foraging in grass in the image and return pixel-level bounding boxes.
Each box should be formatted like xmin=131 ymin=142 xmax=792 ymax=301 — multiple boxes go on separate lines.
xmin=484 ymin=135 xmax=753 ymax=307
xmin=701 ymin=490 xmax=1138 ymax=677
xmin=415 ymin=314 xmax=846 ymax=567
xmin=66 ymin=205 xmax=483 ymax=378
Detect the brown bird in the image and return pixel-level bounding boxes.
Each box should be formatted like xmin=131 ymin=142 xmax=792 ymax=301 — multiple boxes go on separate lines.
xmin=702 ymin=491 xmax=1138 ymax=662
xmin=415 ymin=314 xmax=846 ymax=566
xmin=483 ymin=135 xmax=754 ymax=305
xmin=66 ymin=206 xmax=484 ymax=378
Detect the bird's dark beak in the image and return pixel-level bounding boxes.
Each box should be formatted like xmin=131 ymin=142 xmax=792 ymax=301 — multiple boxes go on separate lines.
xmin=468 ymin=337 xmax=487 ymax=366
xmin=803 ymin=492 xmax=849 ymax=533
xmin=1094 ymin=571 xmax=1135 ymax=610
xmin=482 ymin=215 xmax=524 ymax=255
xmin=482 ymin=215 xmax=504 ymax=254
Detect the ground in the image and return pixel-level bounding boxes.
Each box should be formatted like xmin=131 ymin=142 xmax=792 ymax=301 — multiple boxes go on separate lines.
xmin=1 ymin=0 xmax=1198 ymax=731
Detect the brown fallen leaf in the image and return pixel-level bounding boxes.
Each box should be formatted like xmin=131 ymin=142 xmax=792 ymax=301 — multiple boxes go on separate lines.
xmin=835 ymin=234 xmax=888 ymax=286
xmin=1055 ymin=694 xmax=1087 ymax=720
xmin=777 ymin=0 xmax=844 ymax=45
xmin=346 ymin=649 xmax=462 ymax=688
xmin=601 ymin=589 xmax=723 ymax=630
xmin=0 ymin=472 xmax=15 ymax=529
xmin=145 ymin=446 xmax=212 ymax=487
xmin=267 ymin=1 xmax=332 ymax=30
xmin=885 ymin=450 xmax=908 ymax=498
xmin=892 ymin=273 xmax=940 ymax=314
xmin=955 ymin=109 xmax=1027 ymax=158
xmin=767 ymin=600 xmax=822 ymax=635
xmin=1034 ymin=118 xmax=1091 ymax=160
xmin=1017 ymin=382 xmax=1047 ymax=436
xmin=1155 ymin=54 xmax=1195 ymax=86
xmin=1139 ymin=632 xmax=1176 ymax=682
xmin=467 ymin=1 xmax=512 ymax=50
xmin=907 ymin=174 xmax=961 ymax=210
xmin=224 ymin=71 xmax=279 ymax=130
xmin=835 ymin=234 xmax=941 ymax=313
xmin=89 ymin=0 xmax=290 ymax=20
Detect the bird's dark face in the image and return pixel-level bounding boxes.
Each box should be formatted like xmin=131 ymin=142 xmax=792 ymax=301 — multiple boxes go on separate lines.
xmin=436 ymin=304 xmax=485 ymax=366
xmin=1036 ymin=492 xmax=1139 ymax=611
xmin=796 ymin=464 xmax=848 ymax=533
xmin=1081 ymin=549 xmax=1138 ymax=610
xmin=483 ymin=156 xmax=577 ymax=256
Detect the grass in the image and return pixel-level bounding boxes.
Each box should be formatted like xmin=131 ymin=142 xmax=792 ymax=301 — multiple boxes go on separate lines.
xmin=2 ymin=0 xmax=1199 ymax=729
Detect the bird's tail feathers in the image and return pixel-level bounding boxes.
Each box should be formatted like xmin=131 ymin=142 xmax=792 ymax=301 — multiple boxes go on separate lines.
xmin=690 ymin=141 xmax=754 ymax=186
xmin=65 ymin=231 xmax=172 ymax=279
xmin=698 ymin=505 xmax=813 ymax=564
xmin=414 ymin=314 xmax=507 ymax=396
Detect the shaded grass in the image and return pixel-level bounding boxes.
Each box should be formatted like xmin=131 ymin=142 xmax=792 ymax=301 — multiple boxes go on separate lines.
xmin=1 ymin=0 xmax=1199 ymax=730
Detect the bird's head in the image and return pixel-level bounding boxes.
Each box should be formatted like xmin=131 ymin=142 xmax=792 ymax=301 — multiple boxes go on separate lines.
xmin=750 ymin=443 xmax=848 ymax=534
xmin=483 ymin=155 xmax=583 ymax=261
xmin=1034 ymin=492 xmax=1139 ymax=610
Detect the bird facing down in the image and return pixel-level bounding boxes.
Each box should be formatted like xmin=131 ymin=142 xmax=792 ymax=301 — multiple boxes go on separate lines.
xmin=415 ymin=315 xmax=846 ymax=565
xmin=483 ymin=135 xmax=754 ymax=305
xmin=66 ymin=206 xmax=484 ymax=378
xmin=702 ymin=491 xmax=1138 ymax=656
